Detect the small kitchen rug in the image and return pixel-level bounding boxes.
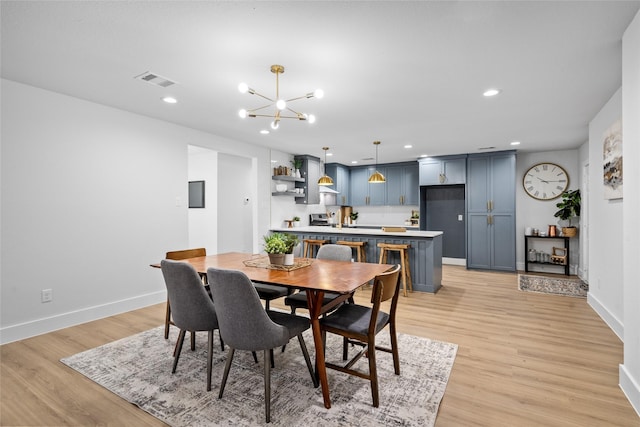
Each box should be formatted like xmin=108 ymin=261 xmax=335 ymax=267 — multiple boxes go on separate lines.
xmin=518 ymin=274 xmax=588 ymax=297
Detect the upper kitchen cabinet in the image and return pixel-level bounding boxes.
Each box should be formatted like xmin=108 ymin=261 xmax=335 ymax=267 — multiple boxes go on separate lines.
xmin=325 ymin=163 xmax=350 ymax=205
xmin=419 ymin=155 xmax=467 ymax=186
xmin=294 ymin=154 xmax=321 ymax=205
xmin=350 ymin=166 xmax=385 ymax=206
xmin=386 ymin=162 xmax=419 ymax=205
xmin=466 ymin=151 xmax=516 ymax=272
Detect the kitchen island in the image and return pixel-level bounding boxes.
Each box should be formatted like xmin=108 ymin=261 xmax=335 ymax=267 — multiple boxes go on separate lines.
xmin=270 ymin=226 xmax=443 ymax=293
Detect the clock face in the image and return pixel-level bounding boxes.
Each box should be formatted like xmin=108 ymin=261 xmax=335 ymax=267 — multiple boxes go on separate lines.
xmin=523 ymin=163 xmax=569 ymax=200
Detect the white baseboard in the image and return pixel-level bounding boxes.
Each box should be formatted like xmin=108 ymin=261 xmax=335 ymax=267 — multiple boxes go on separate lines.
xmin=0 ymin=291 xmax=166 ymax=345
xmin=443 ymin=257 xmax=466 ymax=266
xmin=587 ymin=293 xmax=624 ymax=340
xmin=620 ymin=364 xmax=640 ymax=418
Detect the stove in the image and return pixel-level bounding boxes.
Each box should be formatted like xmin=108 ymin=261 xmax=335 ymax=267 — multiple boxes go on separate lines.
xmin=309 ymin=213 xmax=331 ymax=226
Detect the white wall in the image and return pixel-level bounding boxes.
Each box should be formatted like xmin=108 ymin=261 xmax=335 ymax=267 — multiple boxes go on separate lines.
xmin=0 ymin=79 xmax=272 ymax=344
xmin=587 ymin=87 xmax=624 ymax=338
xmin=515 ymin=150 xmax=581 ymax=274
xmin=621 ymin=9 xmax=640 ymax=416
xmin=188 ymin=146 xmax=218 ymax=253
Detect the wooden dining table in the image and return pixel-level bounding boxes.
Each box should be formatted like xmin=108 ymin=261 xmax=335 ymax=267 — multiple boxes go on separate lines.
xmin=152 ymin=251 xmax=391 ymax=409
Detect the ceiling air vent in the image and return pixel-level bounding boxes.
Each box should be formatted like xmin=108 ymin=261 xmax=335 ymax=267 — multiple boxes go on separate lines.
xmin=134 ymin=71 xmax=176 ymax=88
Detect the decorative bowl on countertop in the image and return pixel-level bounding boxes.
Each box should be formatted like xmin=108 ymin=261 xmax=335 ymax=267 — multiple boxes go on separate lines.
xmin=275 ymin=184 xmax=287 ymax=192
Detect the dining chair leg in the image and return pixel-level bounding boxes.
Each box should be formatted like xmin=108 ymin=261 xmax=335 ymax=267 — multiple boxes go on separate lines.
xmin=190 ymin=331 xmax=196 ymax=351
xmin=297 ymin=334 xmax=318 ymax=388
xmin=219 ymin=330 xmax=225 ymax=351
xmin=390 ymin=326 xmax=401 ymax=375
xmin=206 ymin=330 xmax=214 ymax=391
xmin=264 ymin=349 xmax=271 ymax=423
xmin=164 ymin=299 xmax=172 ymax=339
xmin=367 ymin=341 xmax=379 ymax=408
xmin=252 ymin=351 xmax=259 ymax=363
xmin=172 ymin=329 xmax=186 ymax=373
xmin=219 ymin=347 xmax=235 ymax=398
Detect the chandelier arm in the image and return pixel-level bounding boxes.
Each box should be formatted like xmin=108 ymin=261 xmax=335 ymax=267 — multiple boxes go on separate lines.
xmin=284 ymin=95 xmax=311 ymax=102
xmin=247 ymin=102 xmax=275 ymax=113
xmin=249 ymin=91 xmax=275 ymax=103
xmin=247 ymin=113 xmax=303 ymax=120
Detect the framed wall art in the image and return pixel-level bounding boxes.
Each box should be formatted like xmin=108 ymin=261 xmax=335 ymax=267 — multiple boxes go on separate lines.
xmin=603 ymin=119 xmax=622 ymax=200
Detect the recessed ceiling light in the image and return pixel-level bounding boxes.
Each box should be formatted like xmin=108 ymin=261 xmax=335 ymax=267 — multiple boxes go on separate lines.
xmin=419 ymin=154 xmax=429 ymax=158
xmin=260 ymin=130 xmax=270 ymax=135
xmin=351 ymin=160 xmax=358 ymax=164
xmin=326 ymin=152 xmax=333 ymax=156
xmin=483 ymin=89 xmax=501 ymax=97
xmin=162 ymin=96 xmax=177 ymax=104
xmin=404 ymin=145 xmax=413 ymax=149
xmin=510 ymin=141 xmax=521 ymax=146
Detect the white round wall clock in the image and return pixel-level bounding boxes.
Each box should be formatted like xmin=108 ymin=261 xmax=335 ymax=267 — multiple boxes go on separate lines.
xmin=522 ymin=162 xmax=569 ymax=200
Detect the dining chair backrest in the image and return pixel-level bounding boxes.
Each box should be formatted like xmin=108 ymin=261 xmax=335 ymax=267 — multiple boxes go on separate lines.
xmin=160 ymin=259 xmax=217 ymax=331
xmin=316 ymin=244 xmax=352 ymax=261
xmin=207 ymin=268 xmax=289 ymax=352
xmin=370 ymin=264 xmax=402 ymax=319
xmin=166 ymin=247 xmax=206 ymax=260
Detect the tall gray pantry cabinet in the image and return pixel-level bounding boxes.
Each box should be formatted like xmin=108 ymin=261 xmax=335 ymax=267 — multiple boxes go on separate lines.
xmin=466 ymin=152 xmax=516 ymax=271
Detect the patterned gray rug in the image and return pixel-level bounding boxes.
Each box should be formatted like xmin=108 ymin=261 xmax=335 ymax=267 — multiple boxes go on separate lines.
xmin=518 ymin=273 xmax=588 ymax=297
xmin=61 ymin=326 xmax=457 ymax=426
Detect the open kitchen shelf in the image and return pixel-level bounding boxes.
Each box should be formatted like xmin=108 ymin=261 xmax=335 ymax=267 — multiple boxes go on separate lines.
xmin=272 ymin=192 xmax=305 ymax=198
xmin=272 ymin=175 xmax=305 ymax=182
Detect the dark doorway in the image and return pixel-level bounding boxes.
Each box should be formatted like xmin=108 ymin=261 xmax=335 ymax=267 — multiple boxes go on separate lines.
xmin=420 ymin=185 xmax=466 ymax=259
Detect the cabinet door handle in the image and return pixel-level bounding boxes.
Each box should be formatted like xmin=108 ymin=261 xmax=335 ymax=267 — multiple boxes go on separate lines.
xmin=487 ymin=201 xmax=491 ymax=212
xmin=490 ymin=200 xmax=494 ymax=211
xmin=487 ymin=215 xmax=494 ymax=225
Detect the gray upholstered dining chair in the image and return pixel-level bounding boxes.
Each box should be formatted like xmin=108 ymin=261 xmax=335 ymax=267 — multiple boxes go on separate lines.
xmin=206 ymin=267 xmax=317 ymax=424
xmin=319 ymin=264 xmax=402 ymax=407
xmin=284 ymin=244 xmax=354 ymax=314
xmin=160 ymin=259 xmax=221 ymax=392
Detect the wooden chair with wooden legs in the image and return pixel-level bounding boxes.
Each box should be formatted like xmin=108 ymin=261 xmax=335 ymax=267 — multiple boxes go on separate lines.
xmin=319 ymin=264 xmax=402 ymax=407
xmin=165 ymin=248 xmax=210 ymax=352
xmin=302 ymin=239 xmax=327 ymax=258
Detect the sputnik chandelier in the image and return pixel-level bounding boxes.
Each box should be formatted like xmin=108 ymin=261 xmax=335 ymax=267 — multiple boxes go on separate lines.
xmin=238 ymin=64 xmax=324 ymax=130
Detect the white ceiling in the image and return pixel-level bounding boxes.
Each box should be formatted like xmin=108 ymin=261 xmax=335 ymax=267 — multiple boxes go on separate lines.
xmin=2 ymin=1 xmax=639 ymax=165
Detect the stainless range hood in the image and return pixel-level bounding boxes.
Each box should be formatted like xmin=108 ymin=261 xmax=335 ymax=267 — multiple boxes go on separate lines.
xmin=319 ymin=186 xmax=339 ymax=194
xmin=319 ymin=185 xmax=340 ymax=205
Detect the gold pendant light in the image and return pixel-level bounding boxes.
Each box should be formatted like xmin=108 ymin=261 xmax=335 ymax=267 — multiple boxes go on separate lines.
xmin=368 ymin=141 xmax=386 ymax=183
xmin=318 ymin=147 xmax=334 ymax=186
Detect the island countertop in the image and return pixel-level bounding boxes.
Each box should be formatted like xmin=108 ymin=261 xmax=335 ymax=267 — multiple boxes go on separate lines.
xmin=271 ymin=226 xmax=442 ymax=238
xmin=270 ymin=226 xmax=443 ymax=293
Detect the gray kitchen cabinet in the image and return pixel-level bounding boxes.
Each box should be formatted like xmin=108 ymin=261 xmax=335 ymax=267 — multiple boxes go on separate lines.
xmin=386 ymin=163 xmax=419 ymax=205
xmin=325 ymin=163 xmax=350 ymax=205
xmin=419 ymin=156 xmax=467 ymax=185
xmin=294 ymin=154 xmax=321 ymax=205
xmin=349 ymin=166 xmax=386 ymax=206
xmin=466 ymin=151 xmax=515 ymax=271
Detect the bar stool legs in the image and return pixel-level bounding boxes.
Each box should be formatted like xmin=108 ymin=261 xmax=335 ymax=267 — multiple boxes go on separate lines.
xmin=377 ymin=243 xmax=413 ymax=296
xmin=336 ymin=241 xmax=367 ymax=263
xmin=303 ymin=239 xmax=327 ymax=258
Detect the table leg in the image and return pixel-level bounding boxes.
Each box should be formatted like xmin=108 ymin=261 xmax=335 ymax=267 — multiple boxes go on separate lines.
xmin=307 ymin=290 xmax=331 ymax=409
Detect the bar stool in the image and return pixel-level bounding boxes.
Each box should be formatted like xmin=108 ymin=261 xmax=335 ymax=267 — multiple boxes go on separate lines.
xmin=303 ymin=239 xmax=328 ymax=258
xmin=336 ymin=240 xmax=367 ymax=263
xmin=377 ymin=243 xmax=413 ymax=297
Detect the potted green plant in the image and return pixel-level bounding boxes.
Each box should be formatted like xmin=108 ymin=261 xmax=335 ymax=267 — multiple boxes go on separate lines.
xmin=263 ymin=232 xmax=287 ymax=265
xmin=554 ymin=189 xmax=581 ymax=237
xmin=349 ymin=211 xmax=359 ymax=225
xmin=292 ymin=216 xmax=301 ymax=227
xmin=291 ymin=159 xmax=303 ymax=178
xmin=282 ymin=233 xmax=299 ymax=265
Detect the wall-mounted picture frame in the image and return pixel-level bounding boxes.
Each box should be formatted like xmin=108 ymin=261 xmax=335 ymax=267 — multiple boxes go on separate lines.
xmin=603 ymin=119 xmax=622 ymax=200
xmin=188 ymin=180 xmax=205 ymax=208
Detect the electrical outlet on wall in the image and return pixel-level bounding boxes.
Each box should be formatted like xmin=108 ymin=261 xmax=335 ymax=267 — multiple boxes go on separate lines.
xmin=41 ymin=289 xmax=53 ymax=303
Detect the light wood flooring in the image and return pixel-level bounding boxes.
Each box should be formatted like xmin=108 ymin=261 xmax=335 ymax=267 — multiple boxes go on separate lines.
xmin=1 ymin=266 xmax=638 ymax=426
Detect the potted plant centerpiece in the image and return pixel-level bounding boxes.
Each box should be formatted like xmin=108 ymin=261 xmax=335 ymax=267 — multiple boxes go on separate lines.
xmin=282 ymin=233 xmax=299 ymax=265
xmin=264 ymin=232 xmax=299 ymax=265
xmin=264 ymin=232 xmax=287 ymax=265
xmin=292 ymin=216 xmax=301 ymax=227
xmin=554 ymin=189 xmax=581 ymax=237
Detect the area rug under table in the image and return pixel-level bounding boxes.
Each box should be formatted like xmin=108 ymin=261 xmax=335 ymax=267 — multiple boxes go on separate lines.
xmin=61 ymin=326 xmax=457 ymax=426
xmin=518 ymin=273 xmax=588 ymax=297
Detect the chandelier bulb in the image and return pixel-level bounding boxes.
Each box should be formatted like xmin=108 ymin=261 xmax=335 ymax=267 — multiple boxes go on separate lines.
xmin=238 ymin=83 xmax=249 ymax=94
xmin=307 ymin=114 xmax=316 ymax=124
xmin=314 ymin=89 xmax=324 ymax=99
xmin=276 ymin=99 xmax=287 ymax=110
xmin=239 ymin=109 xmax=248 ymax=119
xmin=270 ymin=120 xmax=280 ymax=130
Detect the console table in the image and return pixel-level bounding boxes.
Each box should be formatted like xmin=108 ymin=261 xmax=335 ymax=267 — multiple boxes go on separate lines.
xmin=524 ymin=235 xmax=570 ymax=276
